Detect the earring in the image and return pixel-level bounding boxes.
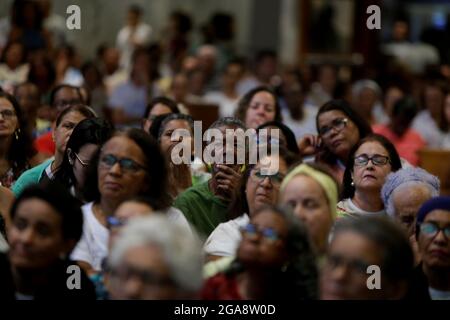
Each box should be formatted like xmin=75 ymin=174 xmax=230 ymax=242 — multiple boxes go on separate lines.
xmin=351 ymin=180 xmax=355 ymax=186
xmin=14 ymin=129 xmax=20 ymax=140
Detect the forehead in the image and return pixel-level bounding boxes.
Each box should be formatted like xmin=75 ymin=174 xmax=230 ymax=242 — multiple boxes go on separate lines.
xmin=252 ymin=210 xmax=287 ymax=232
xmin=424 ymin=209 xmax=450 ymax=224
xmin=150 ymin=103 xmax=171 ymax=114
xmin=283 ymin=174 xmax=326 ymax=199
xmin=318 ymin=110 xmax=347 ymax=125
xmin=330 ymin=230 xmax=381 ymax=261
xmin=0 ymin=97 xmax=14 ymax=109
xmin=163 ymin=119 xmax=191 ymax=131
xmin=254 ymin=155 xmax=287 ymax=172
xmin=393 ymin=185 xmax=431 ymax=205
xmin=15 ymin=198 xmax=61 ymax=225
xmin=102 ymin=135 xmax=145 ymax=159
xmin=355 ymin=141 xmax=388 ymax=155
xmin=55 ymin=87 xmax=80 ymax=100
xmin=59 ymin=110 xmax=86 ymax=123
xmin=251 ymin=91 xmax=275 ymax=103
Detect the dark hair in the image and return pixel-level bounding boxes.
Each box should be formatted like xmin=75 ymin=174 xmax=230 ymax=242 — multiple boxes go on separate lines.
xmin=83 ymin=129 xmax=170 ymax=210
xmin=392 ymin=96 xmax=418 ymax=124
xmin=158 ymin=113 xmax=194 ymax=141
xmin=342 ymin=134 xmax=402 ymax=199
xmin=54 ymin=118 xmax=114 ymax=195
xmin=170 ymin=11 xmax=192 ymax=34
xmin=148 ymin=113 xmax=171 ymax=138
xmin=255 ymin=50 xmax=277 ymax=65
xmin=55 ymin=104 xmax=97 ymax=127
xmin=49 ymin=84 xmax=83 ymax=108
xmin=228 ymin=204 xmax=318 ymax=300
xmin=10 ymin=182 xmax=83 ymax=244
xmin=235 ymin=86 xmax=282 ymax=125
xmin=144 ymin=96 xmax=180 ymax=119
xmin=257 ymin=121 xmax=300 ymax=154
xmin=333 ymin=216 xmax=414 ymax=284
xmin=128 ymin=4 xmax=143 ymax=15
xmin=316 ymin=99 xmax=373 ymax=165
xmin=0 ymin=91 xmax=36 ymax=181
xmin=209 ymin=116 xmax=246 ymax=130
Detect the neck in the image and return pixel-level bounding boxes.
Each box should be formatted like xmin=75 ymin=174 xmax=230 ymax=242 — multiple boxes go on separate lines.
xmin=11 ymin=265 xmax=50 ymax=296
xmin=353 ymin=189 xmax=384 ymax=212
xmin=99 ymin=197 xmax=119 ymax=217
xmin=423 ymin=264 xmax=450 ymax=291
xmin=238 ymin=268 xmax=273 ymax=299
xmin=52 ymin=151 xmax=65 ymax=172
xmin=223 ymin=85 xmax=237 ymax=98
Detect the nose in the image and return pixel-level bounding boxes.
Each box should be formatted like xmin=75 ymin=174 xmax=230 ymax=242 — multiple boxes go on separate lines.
xmin=19 ymin=227 xmax=36 ymax=245
xmin=433 ymin=229 xmax=449 ymax=244
xmin=293 ymin=205 xmax=308 ymax=223
xmin=260 ymin=176 xmax=272 ymax=188
xmin=108 ymin=162 xmax=122 ymax=175
xmin=329 ymin=262 xmax=351 ymax=282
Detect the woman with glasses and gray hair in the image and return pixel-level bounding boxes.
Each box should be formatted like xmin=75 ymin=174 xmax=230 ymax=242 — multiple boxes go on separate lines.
xmin=107 ymin=215 xmax=203 ymax=299
xmin=337 ymin=134 xmax=402 ymax=219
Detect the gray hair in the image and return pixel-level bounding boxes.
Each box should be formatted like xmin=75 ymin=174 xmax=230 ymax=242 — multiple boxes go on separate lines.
xmin=108 ymin=215 xmax=203 ymax=293
xmin=209 ymin=117 xmax=246 ymax=130
xmin=381 ymin=167 xmax=440 ymax=218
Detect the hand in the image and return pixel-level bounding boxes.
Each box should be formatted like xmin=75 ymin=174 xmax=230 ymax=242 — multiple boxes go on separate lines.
xmin=298 ymin=134 xmax=322 ymax=157
xmin=213 ymin=164 xmax=242 ymax=202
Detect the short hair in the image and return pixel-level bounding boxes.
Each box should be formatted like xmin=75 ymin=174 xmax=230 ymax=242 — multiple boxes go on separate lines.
xmin=235 ymin=86 xmax=282 ymax=124
xmin=128 ymin=4 xmax=143 ymax=15
xmin=381 ymin=167 xmax=440 ymax=218
xmin=108 ymin=215 xmax=202 ymax=293
xmin=257 ymin=121 xmax=300 ymax=155
xmin=332 ymin=216 xmax=414 ymax=284
xmin=55 ymin=104 xmax=97 ymax=127
xmin=342 ymin=134 xmax=402 ymax=199
xmin=316 ymin=99 xmax=373 ymax=165
xmin=49 ymin=84 xmax=83 ymax=108
xmin=392 ymin=96 xmax=418 ymax=123
xmin=144 ymin=96 xmax=180 ymax=119
xmin=10 ymin=182 xmax=83 ymax=244
xmin=209 ymin=116 xmax=246 ymax=130
xmin=158 ymin=113 xmax=194 ymax=141
xmin=83 ymin=128 xmax=171 ymax=210
xmin=54 ymin=118 xmax=114 ymax=192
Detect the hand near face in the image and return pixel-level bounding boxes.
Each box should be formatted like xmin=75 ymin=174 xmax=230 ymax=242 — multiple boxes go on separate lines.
xmin=298 ymin=134 xmax=322 ymax=157
xmin=213 ymin=164 xmax=242 ymax=202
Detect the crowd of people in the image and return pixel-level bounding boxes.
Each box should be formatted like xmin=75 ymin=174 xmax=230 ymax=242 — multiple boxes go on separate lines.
xmin=0 ymin=1 xmax=449 ymax=300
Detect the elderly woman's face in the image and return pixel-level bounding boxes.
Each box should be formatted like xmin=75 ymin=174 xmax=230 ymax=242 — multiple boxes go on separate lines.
xmin=245 ymin=155 xmax=287 ymax=216
xmin=109 ymin=244 xmax=176 ymax=300
xmin=245 ymin=91 xmax=276 ymax=129
xmin=418 ymin=209 xmax=450 ymax=270
xmin=352 ymin=141 xmax=392 ymax=195
xmin=317 ymin=110 xmax=360 ymax=161
xmin=98 ymin=136 xmax=149 ymax=203
xmin=280 ymin=174 xmax=332 ymax=254
xmin=392 ymin=186 xmax=432 ymax=238
xmin=320 ymin=230 xmax=385 ymax=300
xmin=7 ymin=198 xmax=68 ymax=270
xmin=237 ymin=210 xmax=288 ymax=268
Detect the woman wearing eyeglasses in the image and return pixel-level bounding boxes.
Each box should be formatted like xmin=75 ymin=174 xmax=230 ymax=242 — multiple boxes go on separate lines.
xmin=12 ymin=104 xmax=97 ymax=197
xmin=337 ymin=134 xmax=402 ymax=219
xmin=202 ymin=205 xmax=318 ymax=300
xmin=71 ymin=129 xmax=185 ymax=276
xmin=298 ymin=100 xmax=373 ymax=186
xmin=53 ymin=118 xmax=114 ymax=203
xmin=415 ymin=196 xmax=450 ymax=300
xmin=203 ymin=146 xmax=299 ymax=263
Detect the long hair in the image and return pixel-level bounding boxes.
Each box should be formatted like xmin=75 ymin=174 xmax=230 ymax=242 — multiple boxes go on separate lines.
xmin=235 ymin=86 xmax=282 ymax=124
xmin=341 ymin=134 xmax=402 ymax=199
xmin=0 ymin=91 xmax=36 ymax=180
xmin=53 ymin=118 xmax=113 ymax=195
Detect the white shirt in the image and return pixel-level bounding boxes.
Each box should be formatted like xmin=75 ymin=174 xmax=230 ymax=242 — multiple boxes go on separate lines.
xmin=204 ymin=214 xmax=249 ymax=257
xmin=116 ymin=23 xmax=152 ymax=70
xmin=71 ymin=203 xmax=193 ymax=271
xmin=71 ymin=202 xmax=109 ymax=271
xmin=204 ymin=91 xmax=240 ymax=118
xmin=337 ymin=198 xmax=386 ymax=219
xmin=412 ymin=110 xmax=444 ymax=148
xmin=0 ymin=233 xmax=8 ymax=253
xmin=282 ymin=105 xmax=318 ymax=141
xmin=429 ymin=287 xmax=450 ymax=300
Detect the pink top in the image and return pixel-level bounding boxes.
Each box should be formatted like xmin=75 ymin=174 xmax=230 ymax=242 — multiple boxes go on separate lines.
xmin=372 ymin=124 xmax=426 ymax=166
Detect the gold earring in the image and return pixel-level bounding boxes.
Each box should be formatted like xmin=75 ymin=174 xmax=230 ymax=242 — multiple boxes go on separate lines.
xmin=14 ymin=129 xmax=20 ymax=140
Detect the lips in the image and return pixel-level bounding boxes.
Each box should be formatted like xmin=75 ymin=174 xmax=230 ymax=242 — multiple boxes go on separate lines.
xmin=331 ymin=139 xmax=343 ymax=148
xmin=429 ymin=249 xmax=450 ymax=259
xmin=103 ymin=181 xmax=122 ymax=191
xmin=363 ymin=174 xmax=377 ymax=180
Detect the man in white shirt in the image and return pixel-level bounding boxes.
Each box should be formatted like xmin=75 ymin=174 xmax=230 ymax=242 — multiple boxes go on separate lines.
xmin=116 ymin=5 xmax=152 ymax=71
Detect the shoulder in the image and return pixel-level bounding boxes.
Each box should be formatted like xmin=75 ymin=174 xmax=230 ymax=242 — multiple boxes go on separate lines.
xmin=12 ymin=159 xmax=53 ymax=196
